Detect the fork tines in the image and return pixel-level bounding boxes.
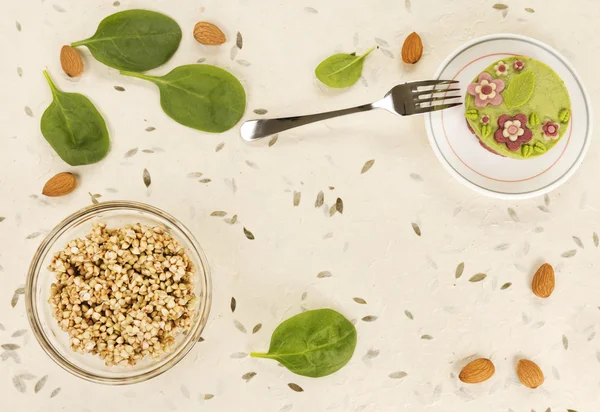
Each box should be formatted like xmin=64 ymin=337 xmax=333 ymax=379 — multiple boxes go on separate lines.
xmin=411 ymin=80 xmax=462 ymax=114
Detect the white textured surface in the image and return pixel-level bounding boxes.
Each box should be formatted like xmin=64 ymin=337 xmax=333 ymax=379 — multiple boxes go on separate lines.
xmin=1 ymin=0 xmax=600 ymax=411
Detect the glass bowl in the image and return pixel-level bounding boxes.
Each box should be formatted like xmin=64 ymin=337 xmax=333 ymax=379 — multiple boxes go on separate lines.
xmin=25 ymin=201 xmax=211 ymax=385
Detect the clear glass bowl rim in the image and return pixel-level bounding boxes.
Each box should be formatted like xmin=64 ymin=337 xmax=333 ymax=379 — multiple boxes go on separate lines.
xmin=25 ymin=201 xmax=212 ymax=385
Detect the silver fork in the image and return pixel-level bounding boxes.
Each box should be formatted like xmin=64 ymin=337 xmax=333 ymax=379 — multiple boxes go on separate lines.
xmin=240 ymin=80 xmax=461 ymax=141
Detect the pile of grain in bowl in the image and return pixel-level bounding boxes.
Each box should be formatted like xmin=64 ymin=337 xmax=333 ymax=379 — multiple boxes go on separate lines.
xmin=48 ymin=222 xmax=197 ymax=366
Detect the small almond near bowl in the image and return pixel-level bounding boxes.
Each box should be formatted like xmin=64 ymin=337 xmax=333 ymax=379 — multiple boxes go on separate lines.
xmin=42 ymin=172 xmax=77 ymax=197
xmin=459 ymin=358 xmax=495 ymax=384
xmin=402 ymin=32 xmax=423 ymax=64
xmin=60 ymin=45 xmax=84 ymax=77
xmin=517 ymin=359 xmax=544 ymax=388
xmin=532 ymin=263 xmax=555 ymax=298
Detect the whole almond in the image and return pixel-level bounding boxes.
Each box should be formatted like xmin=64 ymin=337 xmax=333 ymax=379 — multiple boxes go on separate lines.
xmin=459 ymin=358 xmax=495 ymax=384
xmin=60 ymin=45 xmax=84 ymax=77
xmin=193 ymin=22 xmax=226 ymax=45
xmin=517 ymin=359 xmax=544 ymax=388
xmin=42 ymin=172 xmax=77 ymax=197
xmin=532 ymin=263 xmax=555 ymax=298
xmin=401 ymin=32 xmax=423 ymax=64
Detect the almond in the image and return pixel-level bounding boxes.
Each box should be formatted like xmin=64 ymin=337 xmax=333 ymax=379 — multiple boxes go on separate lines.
xmin=60 ymin=45 xmax=84 ymax=77
xmin=459 ymin=358 xmax=495 ymax=384
xmin=42 ymin=172 xmax=77 ymax=197
xmin=517 ymin=359 xmax=544 ymax=388
xmin=193 ymin=22 xmax=226 ymax=45
xmin=532 ymin=263 xmax=555 ymax=298
xmin=401 ymin=32 xmax=423 ymax=64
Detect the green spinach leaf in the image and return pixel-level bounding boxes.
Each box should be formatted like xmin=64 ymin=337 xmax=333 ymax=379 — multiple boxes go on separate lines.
xmin=40 ymin=71 xmax=110 ymax=166
xmin=72 ymin=9 xmax=182 ymax=72
xmin=121 ymin=64 xmax=246 ymax=133
xmin=315 ymin=46 xmax=375 ymax=88
xmin=250 ymin=309 xmax=357 ymax=377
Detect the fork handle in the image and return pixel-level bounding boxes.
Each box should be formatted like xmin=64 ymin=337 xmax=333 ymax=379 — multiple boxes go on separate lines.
xmin=240 ymin=103 xmax=375 ymax=141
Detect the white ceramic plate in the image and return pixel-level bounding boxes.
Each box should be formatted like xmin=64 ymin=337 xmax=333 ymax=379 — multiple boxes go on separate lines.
xmin=425 ymin=34 xmax=592 ymax=200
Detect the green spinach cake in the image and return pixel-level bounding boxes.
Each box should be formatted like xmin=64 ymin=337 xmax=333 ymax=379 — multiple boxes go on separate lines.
xmin=464 ymin=56 xmax=571 ymax=159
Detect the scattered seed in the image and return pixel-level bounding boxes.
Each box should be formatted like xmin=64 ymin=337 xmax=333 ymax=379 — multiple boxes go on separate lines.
xmin=252 ymin=324 xmax=262 ymax=334
xmin=243 ymin=227 xmax=255 ymax=240
xmin=374 ymin=37 xmax=389 ymax=47
xmin=2 ymin=344 xmax=20 ymax=350
xmin=293 ymin=191 xmax=301 ymax=206
xmin=562 ymin=250 xmax=577 ymax=258
xmin=242 ymin=372 xmax=256 ymax=382
xmin=508 ymin=207 xmax=519 ymax=222
xmin=225 ymin=178 xmax=237 ymax=193
xmin=253 ymin=109 xmax=268 ymax=115
xmin=410 ymin=173 xmax=423 ymax=182
xmin=34 ymin=375 xmax=48 ymax=394
xmin=142 ymin=169 xmax=151 ymax=188
xmin=494 ymin=243 xmax=510 ymax=251
xmin=199 ymin=178 xmax=212 ymax=183
xmin=455 ymin=262 xmax=464 ymax=279
xmin=362 ymin=315 xmax=378 ymax=322
xmin=531 ymin=321 xmax=545 ymax=329
xmin=230 ymin=44 xmax=238 ymax=60
xmin=215 ymin=142 xmax=225 ymax=152
xmin=363 ymin=349 xmax=380 ymax=360
xmin=181 ymin=385 xmax=190 ymax=399
xmin=500 ymin=282 xmax=512 ymax=290
xmin=124 ymin=148 xmax=138 ymax=158
xmin=198 ymin=336 xmax=205 ymax=343
xmin=573 ymin=236 xmax=584 ymax=248
xmin=594 ymin=232 xmax=599 ymax=247
xmin=404 ymin=310 xmax=414 ymax=320
xmin=52 ymin=4 xmax=66 ymax=12
xmin=361 ymin=159 xmax=375 ymax=174
xmin=230 ymin=297 xmax=236 ymax=313
xmin=203 ymin=394 xmax=214 ymax=400
xmin=268 ymin=134 xmax=279 ymax=147
xmin=421 ymin=335 xmax=433 ymax=340
xmin=304 ymin=6 xmax=318 ymax=13
xmin=322 ymin=232 xmax=333 ymax=239
xmin=114 ymin=85 xmax=126 ymax=92
xmin=231 ymin=352 xmax=247 ymax=359
xmin=562 ymin=335 xmax=568 ymax=350
xmin=287 ymin=382 xmax=304 ymax=392
xmin=525 ymin=7 xmax=535 ymax=13
xmin=225 ymin=215 xmax=238 ymax=224
xmin=317 ymin=271 xmax=332 ymax=278
xmin=211 ymin=211 xmax=227 ymax=217
xmin=236 ymin=31 xmax=243 ymax=49
xmin=26 ymin=232 xmax=41 ymax=240
xmin=389 ymin=371 xmax=408 ymax=379
xmin=233 ymin=320 xmax=247 ymax=334
xmin=145 ymin=126 xmax=156 ymax=132
xmin=353 ymin=297 xmax=367 ymax=304
xmin=0 ymin=217 xmax=5 ymax=222
xmin=469 ymin=273 xmax=487 ymax=282
xmin=11 ymin=330 xmax=27 ymax=338
xmin=113 ymin=1 xmax=120 ymax=6
xmin=12 ymin=376 xmax=25 ymax=393
xmin=329 ymin=204 xmax=337 ymax=217
xmin=336 ymin=198 xmax=344 ymax=214
xmin=315 ymin=191 xmax=324 ymax=208
xmin=25 ymin=106 xmax=33 ymax=117
xmin=17 ymin=67 xmax=23 ymax=77
xmin=538 ymin=205 xmax=550 ymax=213
xmin=187 ymin=172 xmax=203 ymax=178
xmin=196 ymin=57 xmax=206 ymax=63
xmin=493 ymin=3 xmax=508 ymax=10
xmin=245 ymin=160 xmax=259 ymax=169
xmin=236 ymin=59 xmax=251 ymax=67
xmin=16 ymin=21 xmax=22 ymax=31
xmin=588 ymin=332 xmax=596 ymax=341
xmin=50 ymin=387 xmax=61 ymax=398
xmin=411 ymin=223 xmax=421 ymax=236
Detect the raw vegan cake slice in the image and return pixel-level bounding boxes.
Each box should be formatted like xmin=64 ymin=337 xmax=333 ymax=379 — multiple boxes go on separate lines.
xmin=464 ymin=56 xmax=571 ymax=160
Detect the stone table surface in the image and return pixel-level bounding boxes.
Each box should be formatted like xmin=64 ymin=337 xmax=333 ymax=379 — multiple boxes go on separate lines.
xmin=1 ymin=0 xmax=600 ymax=411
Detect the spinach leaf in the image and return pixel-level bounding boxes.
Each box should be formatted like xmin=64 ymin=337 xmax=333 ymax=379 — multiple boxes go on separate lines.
xmin=72 ymin=9 xmax=182 ymax=72
xmin=121 ymin=64 xmax=246 ymax=133
xmin=40 ymin=71 xmax=110 ymax=166
xmin=250 ymin=309 xmax=357 ymax=377
xmin=315 ymin=46 xmax=375 ymax=88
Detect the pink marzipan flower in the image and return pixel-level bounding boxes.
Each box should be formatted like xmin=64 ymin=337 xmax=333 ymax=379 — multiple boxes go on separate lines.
xmin=494 ymin=114 xmax=533 ymax=151
xmin=467 ymin=73 xmax=505 ymax=108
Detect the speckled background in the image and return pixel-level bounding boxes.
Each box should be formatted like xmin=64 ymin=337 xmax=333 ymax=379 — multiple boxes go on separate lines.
xmin=1 ymin=0 xmax=599 ymax=411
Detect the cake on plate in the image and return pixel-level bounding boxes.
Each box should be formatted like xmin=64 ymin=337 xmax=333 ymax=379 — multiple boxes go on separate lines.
xmin=464 ymin=56 xmax=571 ymax=159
